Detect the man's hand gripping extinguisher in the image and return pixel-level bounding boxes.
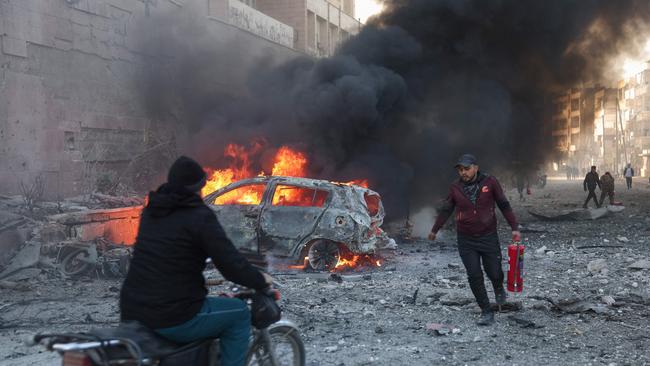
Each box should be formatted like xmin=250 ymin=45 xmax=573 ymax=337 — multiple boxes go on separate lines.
xmin=507 ymin=239 xmax=524 ymax=294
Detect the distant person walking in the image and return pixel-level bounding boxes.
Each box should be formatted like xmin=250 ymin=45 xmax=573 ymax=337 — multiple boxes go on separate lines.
xmin=583 ymin=166 xmax=601 ymax=209
xmin=623 ymin=163 xmax=634 ymax=189
xmin=599 ymin=172 xmax=615 ymax=206
xmin=515 ymin=171 xmax=529 ymax=201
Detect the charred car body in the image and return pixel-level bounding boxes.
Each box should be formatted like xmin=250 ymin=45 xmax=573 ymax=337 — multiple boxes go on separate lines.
xmin=204 ymin=176 xmax=396 ymax=270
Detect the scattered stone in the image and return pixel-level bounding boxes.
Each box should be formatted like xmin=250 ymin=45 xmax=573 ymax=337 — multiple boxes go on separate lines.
xmin=535 ymin=246 xmax=547 ymax=254
xmin=507 ymin=315 xmax=545 ymax=329
xmin=324 ymin=345 xmax=338 ymax=353
xmin=628 ymin=259 xmax=650 ymax=270
xmin=448 ymin=263 xmax=460 ymax=269
xmin=426 ymin=323 xmax=458 ymax=336
xmin=587 ymin=259 xmax=607 ymax=274
xmin=601 ymin=296 xmax=616 ymax=306
xmin=375 ymin=326 xmax=384 ymax=334
xmin=616 ymin=236 xmax=630 ymax=243
xmin=440 ymin=294 xmax=474 ymax=306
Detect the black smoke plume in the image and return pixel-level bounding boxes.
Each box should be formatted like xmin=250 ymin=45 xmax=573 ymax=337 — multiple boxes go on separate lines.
xmin=139 ymin=0 xmax=650 ymax=219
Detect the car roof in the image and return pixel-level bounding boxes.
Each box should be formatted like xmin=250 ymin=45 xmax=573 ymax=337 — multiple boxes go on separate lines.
xmin=205 ymin=175 xmax=379 ymax=198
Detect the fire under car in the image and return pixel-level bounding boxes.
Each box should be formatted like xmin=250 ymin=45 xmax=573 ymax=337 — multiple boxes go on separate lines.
xmin=203 ymin=176 xmax=396 ymax=270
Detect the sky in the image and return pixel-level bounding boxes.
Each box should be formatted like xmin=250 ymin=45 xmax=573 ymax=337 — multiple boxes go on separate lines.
xmin=355 ymin=0 xmax=383 ymax=23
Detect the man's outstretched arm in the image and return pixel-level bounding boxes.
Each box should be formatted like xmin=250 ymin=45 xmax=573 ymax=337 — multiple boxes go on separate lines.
xmin=429 ymin=188 xmax=455 ymax=240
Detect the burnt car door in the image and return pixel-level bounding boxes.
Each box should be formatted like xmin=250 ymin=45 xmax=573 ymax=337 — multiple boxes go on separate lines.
xmin=206 ymin=182 xmax=267 ymax=252
xmin=259 ymin=183 xmax=330 ymax=256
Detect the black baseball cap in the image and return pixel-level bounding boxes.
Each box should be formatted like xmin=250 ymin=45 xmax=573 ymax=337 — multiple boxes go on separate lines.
xmin=455 ymin=154 xmax=477 ymax=168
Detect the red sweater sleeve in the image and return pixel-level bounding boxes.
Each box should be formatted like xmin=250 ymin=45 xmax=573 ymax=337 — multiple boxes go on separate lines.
xmin=431 ymin=187 xmax=455 ymax=233
xmin=491 ymin=178 xmax=518 ymax=231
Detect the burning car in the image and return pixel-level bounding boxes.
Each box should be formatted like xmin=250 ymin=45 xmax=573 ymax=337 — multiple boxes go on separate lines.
xmin=203 ymin=176 xmax=396 ymax=270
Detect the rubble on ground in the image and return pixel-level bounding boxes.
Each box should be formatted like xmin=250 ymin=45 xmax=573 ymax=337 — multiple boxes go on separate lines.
xmin=1 ymin=180 xmax=650 ymax=365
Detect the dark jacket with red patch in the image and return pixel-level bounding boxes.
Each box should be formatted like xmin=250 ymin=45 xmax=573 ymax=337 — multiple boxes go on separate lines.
xmin=431 ymin=173 xmax=518 ymax=237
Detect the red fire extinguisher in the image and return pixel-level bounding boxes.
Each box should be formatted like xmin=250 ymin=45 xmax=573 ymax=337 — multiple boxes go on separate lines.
xmin=507 ymin=240 xmax=524 ymax=292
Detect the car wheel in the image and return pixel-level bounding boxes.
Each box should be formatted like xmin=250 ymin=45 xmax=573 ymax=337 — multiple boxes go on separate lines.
xmin=307 ymin=240 xmax=340 ymax=271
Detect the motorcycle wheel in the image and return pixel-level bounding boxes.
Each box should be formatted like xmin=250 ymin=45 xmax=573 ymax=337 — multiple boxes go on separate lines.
xmin=246 ymin=325 xmax=306 ymax=366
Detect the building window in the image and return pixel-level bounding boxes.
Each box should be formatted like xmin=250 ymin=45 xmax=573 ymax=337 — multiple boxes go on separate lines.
xmin=571 ymin=116 xmax=580 ymax=128
xmin=571 ymin=99 xmax=580 ymax=111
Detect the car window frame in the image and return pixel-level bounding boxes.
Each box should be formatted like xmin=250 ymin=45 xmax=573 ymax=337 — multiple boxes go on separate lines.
xmin=205 ymin=181 xmax=269 ymax=206
xmin=267 ymin=182 xmax=332 ymax=209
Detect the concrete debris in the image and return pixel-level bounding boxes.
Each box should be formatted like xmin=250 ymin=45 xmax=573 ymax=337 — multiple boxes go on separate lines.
xmin=2 ymin=180 xmax=650 ymax=365
xmin=587 ymin=259 xmax=608 ymax=274
xmin=507 ymin=315 xmax=545 ymax=329
xmin=628 ymin=259 xmax=650 ymax=270
xmin=426 ymin=323 xmax=460 ymax=336
xmin=616 ymin=236 xmax=630 ymax=243
xmin=0 ymin=241 xmax=42 ymax=280
xmin=440 ymin=294 xmax=474 ymax=306
xmin=528 ymin=205 xmax=625 ymax=222
xmin=601 ymin=295 xmax=616 ymax=306
xmin=519 ymin=223 xmax=548 ymax=232
xmin=535 ymin=246 xmax=548 ymax=254
xmin=553 ymin=298 xmax=609 ymax=314
xmin=0 ymin=279 xmax=31 ymax=291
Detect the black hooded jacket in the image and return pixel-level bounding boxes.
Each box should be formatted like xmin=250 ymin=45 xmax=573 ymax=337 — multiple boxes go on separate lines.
xmin=120 ymin=184 xmax=266 ymax=329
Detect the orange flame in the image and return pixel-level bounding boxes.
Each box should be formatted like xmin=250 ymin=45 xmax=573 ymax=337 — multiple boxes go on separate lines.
xmin=333 ymin=254 xmax=383 ymax=272
xmin=201 ymin=143 xmax=368 ymax=205
xmin=271 ymin=146 xmax=308 ymax=177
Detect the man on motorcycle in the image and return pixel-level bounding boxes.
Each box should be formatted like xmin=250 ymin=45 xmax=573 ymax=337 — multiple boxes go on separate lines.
xmin=120 ymin=156 xmax=272 ymax=366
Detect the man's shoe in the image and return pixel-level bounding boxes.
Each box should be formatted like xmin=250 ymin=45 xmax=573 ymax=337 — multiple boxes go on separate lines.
xmin=495 ymin=288 xmax=507 ymax=306
xmin=477 ymin=309 xmax=495 ymax=326
xmin=582 ymin=204 xmax=588 ymax=209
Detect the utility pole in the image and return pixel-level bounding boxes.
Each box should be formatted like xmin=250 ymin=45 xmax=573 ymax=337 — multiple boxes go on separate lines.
xmin=601 ymin=92 xmax=605 ymax=171
xmin=615 ymin=93 xmax=619 ymax=174
xmin=617 ymin=97 xmax=629 ymax=168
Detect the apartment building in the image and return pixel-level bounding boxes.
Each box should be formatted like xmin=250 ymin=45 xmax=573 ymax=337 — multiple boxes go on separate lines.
xmin=255 ymin=0 xmax=361 ymax=56
xmin=619 ymin=65 xmax=650 ymax=177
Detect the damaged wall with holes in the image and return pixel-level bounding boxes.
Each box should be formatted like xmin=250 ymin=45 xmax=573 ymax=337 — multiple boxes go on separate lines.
xmin=0 ymin=0 xmax=300 ymax=198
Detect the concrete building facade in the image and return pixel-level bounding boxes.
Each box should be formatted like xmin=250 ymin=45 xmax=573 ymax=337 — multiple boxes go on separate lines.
xmin=0 ymin=0 xmax=301 ymax=198
xmin=619 ymin=65 xmax=650 ymax=177
xmin=549 ymin=86 xmax=626 ymax=176
xmin=255 ymin=0 xmax=360 ymax=57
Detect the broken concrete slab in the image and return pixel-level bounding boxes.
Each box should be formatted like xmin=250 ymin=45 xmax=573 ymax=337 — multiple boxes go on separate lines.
xmin=0 ymin=241 xmax=42 ymax=279
xmin=48 ymin=206 xmax=142 ymax=245
xmin=1 ymin=268 xmax=41 ymax=282
xmin=628 ymin=259 xmax=650 ymax=270
xmin=553 ymin=298 xmax=609 ymax=314
xmin=528 ymin=205 xmax=625 ymax=222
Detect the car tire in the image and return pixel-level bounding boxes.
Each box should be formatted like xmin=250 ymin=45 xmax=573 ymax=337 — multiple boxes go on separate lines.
xmin=307 ymin=239 xmax=340 ymax=271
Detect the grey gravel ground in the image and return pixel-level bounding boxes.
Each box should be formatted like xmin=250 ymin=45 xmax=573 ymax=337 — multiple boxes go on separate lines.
xmin=1 ymin=179 xmax=649 ymax=366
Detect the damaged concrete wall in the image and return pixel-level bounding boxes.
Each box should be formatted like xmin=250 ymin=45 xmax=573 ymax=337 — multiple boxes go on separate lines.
xmin=48 ymin=205 xmax=142 ymax=244
xmin=0 ymin=0 xmax=300 ymax=198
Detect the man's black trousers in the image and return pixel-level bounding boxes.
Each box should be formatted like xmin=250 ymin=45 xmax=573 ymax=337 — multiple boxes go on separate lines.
xmin=584 ymin=189 xmax=599 ymax=207
xmin=457 ymin=232 xmax=504 ymax=310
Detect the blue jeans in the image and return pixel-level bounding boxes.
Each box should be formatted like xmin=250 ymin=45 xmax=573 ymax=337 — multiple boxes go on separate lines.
xmin=156 ymin=297 xmax=251 ymax=366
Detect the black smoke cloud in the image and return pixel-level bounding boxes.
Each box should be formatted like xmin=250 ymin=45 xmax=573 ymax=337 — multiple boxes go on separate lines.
xmin=140 ymin=0 xmax=650 ymax=219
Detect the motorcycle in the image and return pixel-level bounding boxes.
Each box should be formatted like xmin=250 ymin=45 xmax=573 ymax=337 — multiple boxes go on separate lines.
xmin=34 ymin=285 xmax=305 ymax=366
